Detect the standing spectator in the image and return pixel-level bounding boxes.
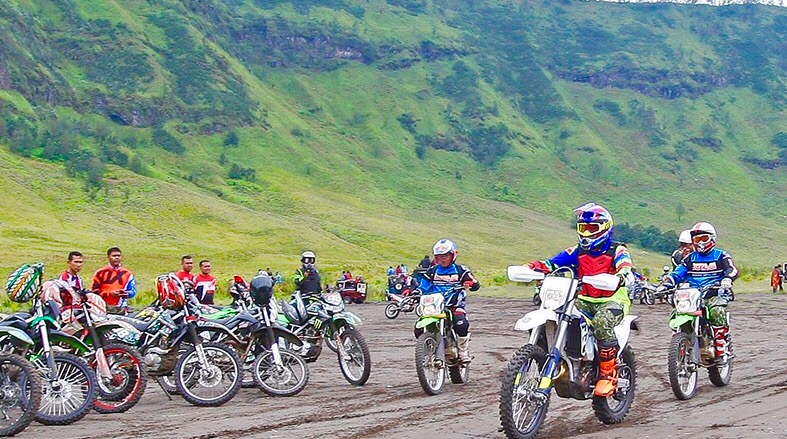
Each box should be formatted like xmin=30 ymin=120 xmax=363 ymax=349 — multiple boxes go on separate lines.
xmin=671 ymin=230 xmax=693 ymax=268
xmin=772 ymin=265 xmax=783 ymax=294
xmin=194 ymin=260 xmax=217 ymax=305
xmin=176 ymin=255 xmax=196 ymax=285
xmin=401 ymin=263 xmax=408 ymax=274
xmin=92 ymin=247 xmax=136 ymax=315
xmin=274 ymin=271 xmax=284 ymax=284
xmin=60 ymin=251 xmax=85 ymax=290
xmin=419 ymin=255 xmax=431 ymax=269
xmin=387 ymin=266 xmax=395 ymax=277
xmin=344 ymin=270 xmax=353 ymax=280
xmin=395 ymin=264 xmax=402 ymax=276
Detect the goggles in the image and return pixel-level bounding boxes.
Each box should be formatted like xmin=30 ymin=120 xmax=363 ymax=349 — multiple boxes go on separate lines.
xmin=302 ymin=257 xmax=315 ymax=264
xmin=692 ymin=234 xmax=712 ymax=244
xmin=577 ymin=222 xmax=607 ymax=237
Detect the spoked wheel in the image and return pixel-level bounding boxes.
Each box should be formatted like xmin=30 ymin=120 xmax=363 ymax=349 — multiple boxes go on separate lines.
xmin=708 ymin=338 xmax=733 ymax=387
xmin=384 ymin=303 xmax=400 ymax=320
xmin=593 ymin=346 xmax=637 ymax=424
xmin=92 ymin=344 xmax=147 ymax=413
xmin=35 ymin=353 xmax=97 ymax=426
xmin=253 ymin=348 xmax=309 ymax=396
xmin=415 ymin=332 xmax=444 ymax=395
xmin=159 ymin=374 xmax=180 ymax=395
xmin=0 ymin=354 xmax=41 ymax=436
xmin=641 ymin=291 xmax=655 ymax=306
xmin=337 ymin=328 xmax=371 ymax=386
xmin=668 ymin=333 xmax=698 ymax=400
xmin=532 ymin=294 xmax=541 ymax=307
xmin=448 ymin=363 xmax=469 ymax=385
xmin=175 ymin=342 xmax=242 ymax=407
xmin=499 ymin=344 xmax=549 ymax=439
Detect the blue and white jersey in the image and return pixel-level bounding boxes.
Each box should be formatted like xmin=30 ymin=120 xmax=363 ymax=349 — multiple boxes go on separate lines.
xmin=668 ymin=248 xmax=738 ymax=290
xmin=417 ymin=263 xmax=479 ymax=308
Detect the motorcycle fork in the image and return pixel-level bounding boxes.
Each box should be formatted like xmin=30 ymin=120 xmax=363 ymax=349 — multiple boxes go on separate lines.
xmin=188 ymin=323 xmax=210 ymax=369
xmin=85 ymin=315 xmax=112 ymax=380
xmin=436 ymin=319 xmax=446 ymax=364
xmin=538 ymin=315 xmax=569 ymax=392
xmin=262 ymin=310 xmax=283 ymax=366
xmin=37 ymin=321 xmax=59 ymax=382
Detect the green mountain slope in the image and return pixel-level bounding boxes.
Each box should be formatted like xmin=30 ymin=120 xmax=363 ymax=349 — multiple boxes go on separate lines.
xmin=0 ymin=0 xmax=784 ymax=294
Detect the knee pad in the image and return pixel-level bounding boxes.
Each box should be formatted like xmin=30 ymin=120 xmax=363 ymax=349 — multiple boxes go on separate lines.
xmin=453 ymin=313 xmax=469 ymax=337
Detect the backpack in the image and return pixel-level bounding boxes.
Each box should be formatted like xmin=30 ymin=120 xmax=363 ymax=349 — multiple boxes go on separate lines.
xmin=6 ymin=263 xmax=45 ymax=303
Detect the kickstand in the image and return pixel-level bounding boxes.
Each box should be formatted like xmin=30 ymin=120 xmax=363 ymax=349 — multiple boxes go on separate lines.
xmin=154 ymin=377 xmax=173 ymax=401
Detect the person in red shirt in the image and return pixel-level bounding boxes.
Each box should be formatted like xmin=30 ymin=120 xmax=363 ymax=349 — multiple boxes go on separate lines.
xmin=92 ymin=247 xmax=136 ymax=315
xmin=194 ymin=259 xmax=217 ymax=305
xmin=60 ymin=251 xmax=85 ymax=291
xmin=175 ymin=255 xmax=196 ymax=286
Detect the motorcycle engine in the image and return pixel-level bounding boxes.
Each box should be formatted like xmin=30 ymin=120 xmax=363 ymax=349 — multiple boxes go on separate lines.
xmin=143 ymin=352 xmax=162 ymax=371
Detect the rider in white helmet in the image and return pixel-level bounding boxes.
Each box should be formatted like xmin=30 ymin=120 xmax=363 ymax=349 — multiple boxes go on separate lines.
xmin=414 ymin=239 xmax=480 ymax=364
xmin=670 ymin=230 xmax=693 ymax=268
xmin=294 ymin=251 xmax=321 ymax=297
xmin=662 ymin=222 xmax=738 ymax=363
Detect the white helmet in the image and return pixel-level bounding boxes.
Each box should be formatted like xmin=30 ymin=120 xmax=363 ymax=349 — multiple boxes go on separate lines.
xmin=432 ymin=239 xmax=458 ymax=263
xmin=300 ymin=251 xmax=316 ymax=264
xmin=678 ymin=230 xmax=692 ymax=245
xmin=689 ymin=222 xmax=717 ymax=254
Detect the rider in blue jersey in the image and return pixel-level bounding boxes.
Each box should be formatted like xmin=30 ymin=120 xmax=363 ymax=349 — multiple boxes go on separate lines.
xmin=661 ymin=222 xmax=738 ymax=363
xmin=414 ymin=239 xmax=480 ymax=364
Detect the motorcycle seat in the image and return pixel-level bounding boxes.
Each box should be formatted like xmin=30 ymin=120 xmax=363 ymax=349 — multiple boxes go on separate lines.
xmin=110 ymin=315 xmax=151 ymax=333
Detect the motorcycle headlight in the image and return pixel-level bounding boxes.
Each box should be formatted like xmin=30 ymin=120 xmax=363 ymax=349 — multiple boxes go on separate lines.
xmin=674 ymin=290 xmax=696 ymax=314
xmin=418 ymin=294 xmax=444 ymax=317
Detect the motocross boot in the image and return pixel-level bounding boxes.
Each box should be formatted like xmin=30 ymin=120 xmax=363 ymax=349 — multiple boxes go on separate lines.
xmin=712 ymin=326 xmax=731 ymax=363
xmin=457 ymin=335 xmax=472 ymax=364
xmin=594 ymin=342 xmax=618 ymax=397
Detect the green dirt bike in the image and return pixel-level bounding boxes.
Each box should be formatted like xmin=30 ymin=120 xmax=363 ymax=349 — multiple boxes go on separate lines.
xmin=499 ymin=266 xmax=638 ymax=439
xmin=413 ymin=287 xmax=470 ymax=396
xmin=666 ymin=283 xmax=733 ymax=400
xmin=0 ymin=296 xmax=97 ymax=426
xmin=276 ymin=289 xmax=371 ymax=386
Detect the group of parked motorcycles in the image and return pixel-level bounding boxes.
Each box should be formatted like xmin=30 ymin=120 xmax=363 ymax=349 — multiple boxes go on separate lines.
xmin=0 ymin=265 xmax=372 ymax=436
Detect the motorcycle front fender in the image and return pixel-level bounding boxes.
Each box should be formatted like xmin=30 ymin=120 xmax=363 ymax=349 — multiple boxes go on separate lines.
xmin=415 ymin=316 xmax=443 ymax=330
xmin=332 ymin=311 xmax=362 ymax=327
xmin=668 ymin=313 xmax=696 ymax=331
xmin=195 ymin=321 xmax=242 ymax=344
xmin=613 ymin=315 xmax=639 ymax=351
xmin=50 ymin=330 xmax=92 ymax=353
xmin=515 ymin=309 xmax=557 ymax=332
xmin=271 ymin=326 xmax=303 ymax=347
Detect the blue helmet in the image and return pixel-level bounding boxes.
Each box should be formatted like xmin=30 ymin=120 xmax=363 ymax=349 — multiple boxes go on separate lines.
xmin=574 ymin=203 xmax=614 ymax=250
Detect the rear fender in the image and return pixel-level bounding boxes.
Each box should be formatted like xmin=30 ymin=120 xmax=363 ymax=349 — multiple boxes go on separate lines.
xmin=515 ymin=309 xmax=557 ymax=332
xmin=0 ymin=327 xmax=34 ymax=348
xmin=613 ymin=315 xmax=639 ymax=351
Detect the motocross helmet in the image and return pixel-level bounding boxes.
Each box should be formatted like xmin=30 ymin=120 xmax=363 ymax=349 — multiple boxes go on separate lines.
xmin=301 ymin=251 xmax=316 ymax=269
xmin=689 ymin=222 xmax=716 ymax=254
xmin=432 ymin=239 xmax=458 ymax=265
xmin=574 ymin=202 xmax=613 ymax=251
xmin=678 ymin=230 xmax=692 ymax=245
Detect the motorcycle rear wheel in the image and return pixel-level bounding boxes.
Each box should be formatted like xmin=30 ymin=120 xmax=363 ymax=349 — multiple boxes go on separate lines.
xmin=592 ymin=346 xmax=636 ymax=425
xmin=92 ymin=344 xmax=147 ymax=414
xmin=448 ymin=362 xmax=469 ymax=385
xmin=415 ymin=333 xmax=444 ymax=395
xmin=499 ymin=344 xmax=549 ymax=439
xmin=708 ymin=339 xmax=733 ymax=387
xmin=667 ymin=332 xmax=697 ymax=400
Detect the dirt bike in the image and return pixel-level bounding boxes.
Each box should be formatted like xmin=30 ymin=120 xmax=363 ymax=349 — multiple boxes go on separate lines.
xmin=0 ymin=351 xmax=41 ymax=435
xmin=666 ymin=283 xmax=733 ymax=400
xmin=107 ymin=273 xmax=243 ymax=406
xmin=276 ymin=289 xmax=371 ymax=386
xmin=0 ymin=295 xmax=97 ymax=426
xmin=629 ymin=279 xmax=656 ymax=305
xmin=413 ymin=287 xmax=470 ymax=395
xmin=384 ymin=290 xmax=421 ymax=319
xmin=532 ymin=282 xmax=542 ymax=307
xmin=206 ymin=276 xmax=309 ymax=396
xmin=53 ymin=285 xmax=147 ymax=414
xmin=500 ymin=266 xmax=638 ymax=439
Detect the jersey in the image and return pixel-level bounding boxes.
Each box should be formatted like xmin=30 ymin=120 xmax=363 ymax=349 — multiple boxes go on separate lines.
xmin=533 ymin=241 xmax=632 ymax=299
xmin=59 ymin=271 xmax=83 ymax=291
xmin=667 ymin=248 xmax=738 ymax=292
xmin=294 ymin=267 xmax=321 ymax=295
xmin=194 ymin=274 xmax=217 ymax=305
xmin=417 ymin=263 xmax=479 ymax=309
xmin=175 ymin=270 xmax=196 ymax=286
xmin=91 ymin=265 xmax=136 ymax=306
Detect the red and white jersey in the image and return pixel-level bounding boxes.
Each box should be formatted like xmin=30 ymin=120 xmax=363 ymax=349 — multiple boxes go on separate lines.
xmin=59 ymin=271 xmax=83 ymax=291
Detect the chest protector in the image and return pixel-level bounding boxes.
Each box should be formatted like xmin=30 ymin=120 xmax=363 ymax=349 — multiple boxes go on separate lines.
xmin=577 ymin=243 xmax=620 ymax=299
xmin=299 ymin=269 xmax=321 ymax=294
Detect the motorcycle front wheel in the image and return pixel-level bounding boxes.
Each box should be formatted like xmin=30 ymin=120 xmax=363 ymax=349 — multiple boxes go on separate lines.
xmin=592 ymin=346 xmax=637 ymax=424
xmin=35 ymin=353 xmax=97 ymax=426
xmin=337 ymin=328 xmax=371 ymax=386
xmin=175 ymin=342 xmax=242 ymax=407
xmin=92 ymin=344 xmax=147 ymax=414
xmin=667 ymin=332 xmax=697 ymax=400
xmin=253 ymin=348 xmax=309 ymax=396
xmin=499 ymin=344 xmax=549 ymax=439
xmin=384 ymin=303 xmax=400 ymax=320
xmin=415 ymin=332 xmax=444 ymax=395
xmin=0 ymin=354 xmax=41 ymax=436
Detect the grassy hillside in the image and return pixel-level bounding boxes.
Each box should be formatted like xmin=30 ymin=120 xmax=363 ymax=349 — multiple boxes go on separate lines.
xmin=0 ymin=0 xmax=784 ymax=304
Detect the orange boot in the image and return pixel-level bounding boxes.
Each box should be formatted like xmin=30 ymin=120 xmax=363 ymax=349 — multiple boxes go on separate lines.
xmin=594 ymin=343 xmax=619 ymax=397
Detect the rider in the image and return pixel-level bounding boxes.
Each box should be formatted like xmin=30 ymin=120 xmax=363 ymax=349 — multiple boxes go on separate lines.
xmin=671 ymin=230 xmax=693 ymax=268
xmin=414 ymin=239 xmax=480 ymax=364
xmin=294 ymin=251 xmax=322 ymax=299
xmin=525 ymin=203 xmax=633 ymax=397
xmin=660 ymin=222 xmax=738 ymax=363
